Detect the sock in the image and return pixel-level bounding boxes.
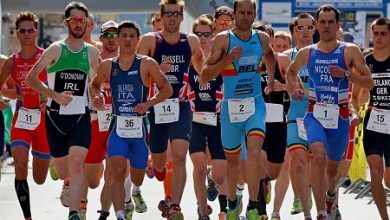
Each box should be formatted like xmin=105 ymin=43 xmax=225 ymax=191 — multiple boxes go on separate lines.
xmin=236 ymin=184 xmax=244 ymax=196
xmin=218 ymin=195 xmax=227 ymax=213
xmin=247 ymin=200 xmax=258 ymax=210
xmin=115 ymin=210 xmax=124 ymax=218
xmin=124 ymin=175 xmax=132 ymax=202
xmin=164 ymin=162 xmax=173 ymax=198
xmin=132 ymin=185 xmax=140 ymax=195
xmin=228 ymin=199 xmax=237 ymax=210
xmin=15 ymin=179 xmax=31 ymax=218
xmin=257 ymin=179 xmax=267 ymax=214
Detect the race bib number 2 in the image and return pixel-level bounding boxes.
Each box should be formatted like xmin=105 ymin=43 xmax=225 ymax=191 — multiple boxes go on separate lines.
xmin=366 ymin=108 xmax=390 ymax=135
xmin=228 ymin=97 xmax=255 ymax=123
xmin=153 ymin=98 xmax=179 ymax=124
xmin=15 ymin=108 xmax=41 ymax=130
xmin=313 ymin=103 xmax=339 ymax=129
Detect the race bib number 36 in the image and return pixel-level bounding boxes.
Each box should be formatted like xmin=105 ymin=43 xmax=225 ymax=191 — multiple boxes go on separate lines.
xmin=153 ymin=98 xmax=179 ymax=124
xmin=15 ymin=108 xmax=41 ymax=130
xmin=313 ymin=103 xmax=339 ymax=129
xmin=228 ymin=97 xmax=255 ymax=123
xmin=366 ymin=108 xmax=390 ymax=135
xmin=116 ymin=116 xmax=143 ymax=138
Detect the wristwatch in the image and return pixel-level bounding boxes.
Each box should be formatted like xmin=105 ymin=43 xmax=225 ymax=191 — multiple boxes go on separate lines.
xmin=344 ymin=70 xmax=350 ymax=79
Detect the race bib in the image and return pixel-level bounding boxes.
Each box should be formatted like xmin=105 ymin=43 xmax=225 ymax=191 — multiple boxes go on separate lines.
xmin=228 ymin=97 xmax=255 ymax=123
xmin=153 ymin=98 xmax=179 ymax=124
xmin=366 ymin=108 xmax=390 ymax=135
xmin=266 ymin=103 xmax=284 ymax=123
xmin=116 ymin=115 xmax=143 ymax=138
xmin=97 ymin=106 xmax=112 ymax=132
xmin=193 ymin=112 xmax=217 ymax=126
xmin=313 ymin=103 xmax=339 ymax=129
xmin=59 ymin=96 xmax=86 ymax=115
xmin=296 ymin=118 xmax=307 ymax=141
xmin=15 ymin=108 xmax=41 ymax=130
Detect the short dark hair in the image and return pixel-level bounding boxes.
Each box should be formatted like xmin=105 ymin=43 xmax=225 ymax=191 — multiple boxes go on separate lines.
xmin=193 ymin=16 xmax=214 ymax=33
xmin=159 ymin=0 xmax=185 ymax=15
xmin=290 ymin=13 xmax=315 ymax=35
xmin=233 ymin=0 xmax=256 ymax=13
xmin=16 ymin=11 xmax=38 ymax=29
xmin=214 ymin=6 xmax=233 ymax=20
xmin=316 ymin=4 xmax=340 ymax=22
xmin=64 ymin=1 xmax=89 ymax=19
xmin=117 ymin=20 xmax=141 ymax=37
xmin=252 ymin=20 xmax=274 ymax=38
xmin=371 ymin=17 xmax=390 ymax=31
xmin=151 ymin=13 xmax=162 ymax=25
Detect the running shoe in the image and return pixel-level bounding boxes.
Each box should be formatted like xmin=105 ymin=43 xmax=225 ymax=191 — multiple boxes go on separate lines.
xmin=316 ymin=213 xmax=328 ymax=220
xmin=325 ymin=193 xmax=337 ymax=219
xmin=158 ymin=197 xmax=171 ymax=218
xmin=68 ymin=212 xmax=80 ymax=220
xmin=49 ymin=161 xmax=59 ymax=181
xmin=335 ymin=206 xmax=342 ymax=220
xmin=79 ymin=200 xmax=87 ymax=220
xmin=60 ymin=178 xmax=71 ymax=207
xmin=226 ymin=207 xmax=239 ymax=220
xmin=124 ymin=200 xmax=135 ymax=220
xmin=97 ymin=210 xmax=110 ymax=220
xmin=259 ymin=215 xmax=269 ymax=220
xmin=291 ymin=199 xmax=303 ymax=215
xmin=246 ymin=208 xmax=260 ymax=220
xmin=197 ymin=204 xmax=213 ymax=218
xmin=168 ymin=204 xmax=184 ymax=220
xmin=132 ymin=191 xmax=148 ymax=213
xmin=270 ymin=212 xmax=280 ymax=220
xmin=206 ymin=167 xmax=218 ymax=201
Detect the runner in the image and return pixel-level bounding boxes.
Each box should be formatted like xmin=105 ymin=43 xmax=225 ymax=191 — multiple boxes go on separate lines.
xmin=352 ymin=17 xmax=390 ymax=220
xmin=137 ymin=0 xmax=204 ymax=219
xmin=151 ymin=14 xmax=164 ymax=32
xmin=201 ymin=0 xmax=276 ymax=219
xmin=213 ymin=6 xmax=234 ymax=34
xmin=188 ymin=16 xmax=226 ymax=220
xmin=83 ymin=13 xmax=103 ymax=51
xmin=26 ymin=2 xmax=100 ymax=219
xmin=90 ymin=20 xmax=172 ymax=220
xmin=0 ymin=11 xmax=50 ymax=220
xmin=286 ymin=4 xmax=373 ymax=220
xmin=0 ymin=54 xmax=7 ymax=182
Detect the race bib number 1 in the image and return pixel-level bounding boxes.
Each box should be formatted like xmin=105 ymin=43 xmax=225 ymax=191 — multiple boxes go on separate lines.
xmin=15 ymin=108 xmax=41 ymax=130
xmin=153 ymin=98 xmax=179 ymax=124
xmin=313 ymin=103 xmax=339 ymax=129
xmin=366 ymin=108 xmax=390 ymax=135
xmin=116 ymin=116 xmax=143 ymax=138
xmin=228 ymin=97 xmax=255 ymax=123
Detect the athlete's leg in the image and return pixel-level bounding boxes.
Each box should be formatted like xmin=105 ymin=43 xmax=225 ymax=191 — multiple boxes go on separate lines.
xmin=272 ymin=152 xmax=291 ymax=214
xmin=170 ymin=139 xmax=190 ymax=205
xmin=310 ymin=142 xmax=327 ymax=213
xmin=68 ymin=146 xmax=88 ymax=213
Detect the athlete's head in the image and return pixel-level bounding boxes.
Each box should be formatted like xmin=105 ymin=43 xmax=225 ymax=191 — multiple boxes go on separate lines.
xmin=192 ymin=16 xmax=214 ymax=50
xmin=233 ymin=0 xmax=256 ymax=31
xmin=371 ymin=17 xmax=390 ymax=50
xmin=252 ymin=20 xmax=274 ymax=37
xmin=64 ymin=1 xmax=89 ymax=39
xmin=100 ymin=20 xmax=118 ymax=53
xmin=84 ymin=13 xmax=96 ymax=39
xmin=159 ymin=0 xmax=185 ymax=33
xmin=151 ymin=14 xmax=163 ymax=32
xmin=291 ymin=13 xmax=315 ymax=46
xmin=273 ymin=31 xmax=292 ymax=53
xmin=117 ymin=20 xmax=141 ymax=53
xmin=316 ymin=4 xmax=341 ymax=42
xmin=15 ymin=11 xmax=39 ymax=46
xmin=214 ymin=6 xmax=234 ymax=33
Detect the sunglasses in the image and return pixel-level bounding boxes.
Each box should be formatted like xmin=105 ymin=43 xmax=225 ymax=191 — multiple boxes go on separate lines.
xmin=18 ymin=28 xmax=36 ymax=34
xmin=101 ymin=32 xmax=118 ymax=39
xmin=66 ymin=17 xmax=88 ymax=24
xmin=194 ymin=31 xmax=213 ymax=38
xmin=215 ymin=19 xmax=233 ymax=26
xmin=295 ymin=25 xmax=315 ymax=32
xmin=163 ymin=11 xmax=183 ymax=18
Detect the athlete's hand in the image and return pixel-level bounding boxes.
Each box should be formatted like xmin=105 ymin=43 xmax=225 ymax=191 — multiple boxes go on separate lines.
xmin=54 ymin=91 xmax=73 ymax=106
xmin=133 ymin=103 xmax=150 ymax=115
xmin=226 ymin=46 xmax=243 ymax=63
xmin=292 ymin=88 xmax=304 ymax=100
xmin=92 ymin=95 xmax=104 ymax=111
xmin=328 ymin=65 xmax=347 ymax=78
xmin=159 ymin=60 xmax=173 ymax=74
xmin=39 ymin=101 xmax=47 ymax=112
xmin=0 ymin=98 xmax=8 ymax=110
xmin=350 ymin=112 xmax=362 ymax=126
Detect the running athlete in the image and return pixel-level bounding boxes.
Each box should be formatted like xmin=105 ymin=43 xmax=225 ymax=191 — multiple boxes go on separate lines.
xmin=151 ymin=14 xmax=164 ymax=32
xmin=283 ymin=13 xmax=316 ymax=220
xmin=188 ymin=16 xmax=226 ymax=220
xmin=352 ymin=17 xmax=390 ymax=220
xmin=214 ymin=6 xmax=234 ymax=34
xmin=26 ymin=2 xmax=100 ymax=220
xmin=287 ymin=4 xmax=373 ymax=220
xmin=202 ymin=0 xmax=276 ymax=219
xmin=0 ymin=11 xmax=50 ymax=220
xmin=91 ymin=20 xmax=172 ymax=220
xmin=83 ymin=13 xmax=103 ymax=51
xmin=0 ymin=54 xmax=7 ymax=182
xmin=137 ymin=0 xmax=204 ymax=219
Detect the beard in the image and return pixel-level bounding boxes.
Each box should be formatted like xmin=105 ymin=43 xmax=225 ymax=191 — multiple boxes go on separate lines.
xmin=69 ymin=26 xmax=86 ymax=39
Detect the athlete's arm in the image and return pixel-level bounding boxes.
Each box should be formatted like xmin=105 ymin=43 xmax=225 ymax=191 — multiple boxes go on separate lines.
xmin=26 ymin=42 xmax=72 ymax=106
xmin=137 ymin=33 xmax=154 ymax=57
xmin=188 ymin=34 xmax=204 ymax=74
xmin=201 ymin=32 xmax=238 ymax=83
xmin=0 ymin=56 xmax=10 ymax=109
xmin=134 ymin=57 xmax=173 ymax=114
xmin=90 ymin=59 xmax=111 ymax=109
xmin=88 ymin=45 xmax=100 ymax=80
xmin=259 ymin=31 xmax=276 ymax=92
xmin=286 ymin=47 xmax=310 ymax=100
xmin=2 ymin=77 xmax=16 ymax=100
xmin=272 ymin=53 xmax=291 ymax=92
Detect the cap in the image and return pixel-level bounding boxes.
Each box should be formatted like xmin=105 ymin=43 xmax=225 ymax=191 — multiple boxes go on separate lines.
xmin=101 ymin=20 xmax=118 ymax=33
